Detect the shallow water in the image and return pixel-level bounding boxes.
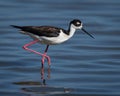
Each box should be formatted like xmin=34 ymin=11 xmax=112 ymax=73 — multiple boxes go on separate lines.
xmin=0 ymin=0 xmax=120 ymax=96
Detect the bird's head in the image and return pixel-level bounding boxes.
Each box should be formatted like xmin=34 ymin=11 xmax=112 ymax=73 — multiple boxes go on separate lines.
xmin=70 ymin=19 xmax=94 ymax=39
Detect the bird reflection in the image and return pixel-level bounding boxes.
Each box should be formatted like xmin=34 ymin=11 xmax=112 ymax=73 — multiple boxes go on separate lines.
xmin=19 ymin=66 xmax=51 ymax=96
xmin=40 ymin=65 xmax=51 ymax=86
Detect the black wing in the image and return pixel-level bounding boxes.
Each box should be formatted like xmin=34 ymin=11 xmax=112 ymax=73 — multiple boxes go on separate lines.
xmin=11 ymin=25 xmax=64 ymax=37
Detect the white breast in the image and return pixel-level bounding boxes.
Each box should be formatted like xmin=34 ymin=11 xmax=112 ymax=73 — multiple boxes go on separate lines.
xmin=38 ymin=30 xmax=70 ymax=45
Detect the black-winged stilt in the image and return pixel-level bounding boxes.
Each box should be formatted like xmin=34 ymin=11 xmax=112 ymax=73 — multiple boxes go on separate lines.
xmin=11 ymin=19 xmax=94 ymax=66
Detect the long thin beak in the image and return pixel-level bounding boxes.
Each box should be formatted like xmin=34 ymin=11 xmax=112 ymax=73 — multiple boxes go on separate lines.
xmin=81 ymin=28 xmax=95 ymax=39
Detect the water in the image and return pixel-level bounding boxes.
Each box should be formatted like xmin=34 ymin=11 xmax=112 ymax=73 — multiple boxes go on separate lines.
xmin=0 ymin=0 xmax=120 ymax=96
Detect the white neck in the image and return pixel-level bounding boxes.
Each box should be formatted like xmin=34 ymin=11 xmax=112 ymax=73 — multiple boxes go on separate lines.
xmin=68 ymin=24 xmax=76 ymax=38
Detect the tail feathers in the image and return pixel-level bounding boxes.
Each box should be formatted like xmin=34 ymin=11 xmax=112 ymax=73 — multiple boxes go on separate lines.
xmin=11 ymin=25 xmax=22 ymax=29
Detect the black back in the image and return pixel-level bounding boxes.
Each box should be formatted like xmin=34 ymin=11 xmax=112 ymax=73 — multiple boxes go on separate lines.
xmin=11 ymin=25 xmax=67 ymax=37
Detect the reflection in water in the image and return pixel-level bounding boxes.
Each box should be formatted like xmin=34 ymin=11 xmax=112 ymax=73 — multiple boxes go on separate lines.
xmin=13 ymin=65 xmax=71 ymax=95
xmin=20 ymin=66 xmax=70 ymax=95
xmin=40 ymin=65 xmax=51 ymax=85
xmin=13 ymin=66 xmax=51 ymax=86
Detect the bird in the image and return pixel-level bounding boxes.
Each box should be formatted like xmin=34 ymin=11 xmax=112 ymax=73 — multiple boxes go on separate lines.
xmin=11 ymin=19 xmax=94 ymax=66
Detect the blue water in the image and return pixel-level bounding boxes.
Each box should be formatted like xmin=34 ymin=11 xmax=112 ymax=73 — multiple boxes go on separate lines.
xmin=0 ymin=0 xmax=120 ymax=96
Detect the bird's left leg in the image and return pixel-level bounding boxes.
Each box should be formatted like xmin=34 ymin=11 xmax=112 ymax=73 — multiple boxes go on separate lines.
xmin=23 ymin=39 xmax=43 ymax=56
xmin=23 ymin=40 xmax=50 ymax=65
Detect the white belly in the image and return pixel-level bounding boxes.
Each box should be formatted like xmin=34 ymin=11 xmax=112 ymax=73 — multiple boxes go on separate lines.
xmin=38 ymin=32 xmax=70 ymax=45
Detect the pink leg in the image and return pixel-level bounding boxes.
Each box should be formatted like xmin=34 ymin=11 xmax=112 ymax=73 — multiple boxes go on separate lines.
xmin=23 ymin=40 xmax=51 ymax=65
xmin=41 ymin=45 xmax=51 ymax=66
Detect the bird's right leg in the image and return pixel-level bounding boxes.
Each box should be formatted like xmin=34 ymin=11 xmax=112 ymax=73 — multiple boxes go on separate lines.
xmin=41 ymin=45 xmax=51 ymax=66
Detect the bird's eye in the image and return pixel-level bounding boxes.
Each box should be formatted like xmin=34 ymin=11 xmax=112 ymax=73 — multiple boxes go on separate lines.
xmin=76 ymin=22 xmax=80 ymax=25
xmin=75 ymin=22 xmax=81 ymax=26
